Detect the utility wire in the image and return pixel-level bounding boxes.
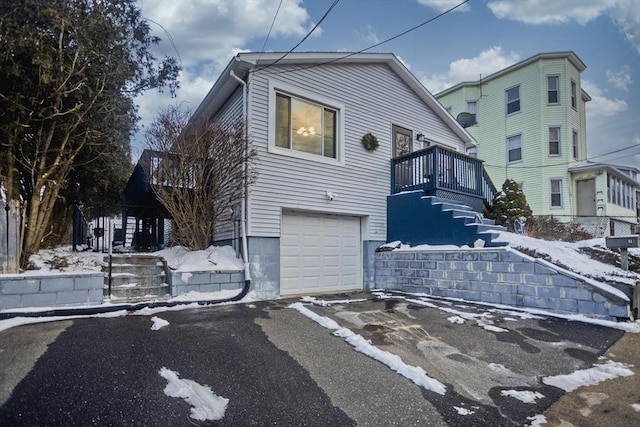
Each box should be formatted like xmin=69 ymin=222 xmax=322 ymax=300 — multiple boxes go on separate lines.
xmin=255 ymin=0 xmax=341 ymax=73
xmin=257 ymin=0 xmax=284 ymax=63
xmin=482 ymin=144 xmax=640 ymax=169
xmin=255 ymin=0 xmax=469 ymax=76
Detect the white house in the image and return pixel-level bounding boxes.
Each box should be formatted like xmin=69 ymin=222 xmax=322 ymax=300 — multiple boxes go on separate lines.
xmin=190 ymin=52 xmax=484 ymax=299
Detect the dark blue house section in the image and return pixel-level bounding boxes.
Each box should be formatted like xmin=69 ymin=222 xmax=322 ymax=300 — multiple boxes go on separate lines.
xmin=387 ymin=191 xmax=506 ymax=247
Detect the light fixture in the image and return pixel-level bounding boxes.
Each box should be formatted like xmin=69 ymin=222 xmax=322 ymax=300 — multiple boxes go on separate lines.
xmin=296 ymin=126 xmax=317 ymax=137
xmin=416 ymin=133 xmax=424 ymax=142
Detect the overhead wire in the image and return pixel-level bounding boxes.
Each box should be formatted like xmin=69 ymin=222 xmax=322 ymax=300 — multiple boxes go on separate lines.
xmin=255 ymin=0 xmax=341 ymax=73
xmin=257 ymin=0 xmax=284 ymax=63
xmin=254 ymin=0 xmax=470 ymax=76
xmin=482 ymin=144 xmax=640 ymax=169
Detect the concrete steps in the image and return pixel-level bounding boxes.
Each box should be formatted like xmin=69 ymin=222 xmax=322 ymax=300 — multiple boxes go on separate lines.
xmin=102 ymin=254 xmax=170 ymax=302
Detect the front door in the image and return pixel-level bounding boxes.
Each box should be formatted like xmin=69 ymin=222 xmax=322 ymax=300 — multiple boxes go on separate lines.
xmin=392 ymin=125 xmax=413 ymax=190
xmin=577 ymin=179 xmax=596 ymax=216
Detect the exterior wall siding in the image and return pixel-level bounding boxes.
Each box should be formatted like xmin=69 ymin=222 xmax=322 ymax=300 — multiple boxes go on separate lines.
xmin=247 ymin=62 xmax=468 ymax=240
xmin=437 ymin=55 xmax=592 ymax=219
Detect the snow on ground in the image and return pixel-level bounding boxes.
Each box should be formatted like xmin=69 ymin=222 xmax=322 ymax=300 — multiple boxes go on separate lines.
xmin=154 ymin=246 xmax=243 ymax=271
xmin=159 ymin=367 xmax=228 ymax=421
xmin=500 ymin=390 xmax=545 ymax=404
xmin=453 ymin=406 xmax=475 ymax=415
xmin=150 ymin=316 xmax=169 ymax=330
xmin=542 ymin=360 xmax=634 ymax=392
xmin=288 ymin=301 xmax=447 ymax=395
xmin=24 ymin=244 xmax=243 ymax=274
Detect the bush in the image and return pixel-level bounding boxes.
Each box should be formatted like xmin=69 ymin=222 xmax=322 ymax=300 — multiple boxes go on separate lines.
xmin=526 ymin=216 xmax=592 ymax=242
xmin=485 ymin=179 xmax=532 ymax=232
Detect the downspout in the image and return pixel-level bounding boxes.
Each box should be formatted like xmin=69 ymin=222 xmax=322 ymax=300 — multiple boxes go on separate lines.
xmin=230 ymin=69 xmax=251 ymax=300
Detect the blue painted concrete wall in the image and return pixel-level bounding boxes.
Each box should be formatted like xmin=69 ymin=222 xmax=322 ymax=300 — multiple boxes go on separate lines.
xmin=375 ymin=248 xmax=629 ymax=321
xmin=387 ymin=191 xmax=489 ymax=247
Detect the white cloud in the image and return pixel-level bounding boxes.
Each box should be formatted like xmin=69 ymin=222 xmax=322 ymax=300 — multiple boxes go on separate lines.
xmin=417 ymin=0 xmax=470 ymax=13
xmin=131 ymin=0 xmax=314 ymax=158
xmin=141 ymin=0 xmax=312 ymax=67
xmin=356 ymin=25 xmax=380 ymax=45
xmin=419 ymin=46 xmax=520 ymax=93
xmin=487 ymin=0 xmax=640 ymax=53
xmin=606 ymin=66 xmax=633 ymax=90
xmin=582 ymin=79 xmax=628 ymax=117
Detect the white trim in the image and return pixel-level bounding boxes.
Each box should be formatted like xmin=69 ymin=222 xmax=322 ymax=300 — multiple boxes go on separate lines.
xmin=268 ymin=79 xmax=346 ymax=166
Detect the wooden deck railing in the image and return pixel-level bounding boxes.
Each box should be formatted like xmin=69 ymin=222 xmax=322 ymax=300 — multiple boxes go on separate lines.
xmin=390 ymin=145 xmax=496 ymax=208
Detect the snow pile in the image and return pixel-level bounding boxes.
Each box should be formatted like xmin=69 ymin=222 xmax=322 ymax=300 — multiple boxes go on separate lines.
xmin=500 ymin=389 xmax=544 ymax=404
xmin=542 ymin=360 xmax=634 ymax=392
xmin=289 ymin=302 xmax=447 ymax=395
xmin=159 ymin=367 xmax=229 ymax=421
xmin=154 ymin=246 xmax=243 ymax=272
xmin=27 ymin=246 xmax=104 ymax=273
xmin=150 ymin=316 xmax=169 ymax=330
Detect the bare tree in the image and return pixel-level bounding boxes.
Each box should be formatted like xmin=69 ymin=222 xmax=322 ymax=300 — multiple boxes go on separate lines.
xmin=144 ymin=105 xmax=256 ymax=250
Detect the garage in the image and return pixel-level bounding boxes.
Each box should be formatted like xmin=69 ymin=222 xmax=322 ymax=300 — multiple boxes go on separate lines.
xmin=280 ymin=210 xmax=362 ymax=296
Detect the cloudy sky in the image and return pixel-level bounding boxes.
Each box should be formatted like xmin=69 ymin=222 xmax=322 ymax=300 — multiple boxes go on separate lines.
xmin=135 ymin=0 xmax=640 ymax=169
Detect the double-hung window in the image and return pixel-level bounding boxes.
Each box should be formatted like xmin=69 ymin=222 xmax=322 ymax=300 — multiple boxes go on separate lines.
xmin=507 ymin=134 xmax=522 ymax=163
xmin=571 ymin=80 xmax=577 ymax=110
xmin=275 ymin=93 xmax=337 ymax=159
xmin=506 ymin=85 xmax=520 ymax=115
xmin=572 ymin=130 xmax=579 ymax=160
xmin=466 ymin=101 xmax=478 ymax=124
xmin=547 ymin=75 xmax=559 ymax=104
xmin=550 ymin=179 xmax=563 ymax=208
xmin=549 ymin=127 xmax=561 ymax=156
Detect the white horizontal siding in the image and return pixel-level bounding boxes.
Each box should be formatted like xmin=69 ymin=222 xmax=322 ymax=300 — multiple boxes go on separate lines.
xmin=247 ymin=62 xmax=467 ymax=239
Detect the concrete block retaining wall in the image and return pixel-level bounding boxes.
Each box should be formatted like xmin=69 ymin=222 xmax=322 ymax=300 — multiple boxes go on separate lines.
xmin=375 ymin=248 xmax=630 ymax=321
xmin=0 ymin=272 xmax=103 ymax=310
xmin=168 ymin=270 xmax=244 ymax=296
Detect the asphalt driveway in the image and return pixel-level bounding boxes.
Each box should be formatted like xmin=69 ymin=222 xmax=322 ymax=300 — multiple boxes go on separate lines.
xmin=0 ymin=291 xmax=637 ymax=426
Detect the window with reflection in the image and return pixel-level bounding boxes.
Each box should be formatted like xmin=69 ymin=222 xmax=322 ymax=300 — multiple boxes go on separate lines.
xmin=275 ymin=93 xmax=337 ymax=159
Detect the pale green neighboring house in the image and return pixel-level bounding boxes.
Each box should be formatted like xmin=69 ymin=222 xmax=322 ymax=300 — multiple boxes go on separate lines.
xmin=436 ymin=51 xmax=638 ymax=236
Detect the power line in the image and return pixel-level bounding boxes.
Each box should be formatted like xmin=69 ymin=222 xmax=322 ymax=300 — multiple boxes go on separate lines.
xmin=255 ymin=0 xmax=341 ymax=73
xmin=257 ymin=0 xmax=284 ymax=62
xmin=255 ymin=0 xmax=469 ymax=77
xmin=482 ymin=144 xmax=639 ymax=169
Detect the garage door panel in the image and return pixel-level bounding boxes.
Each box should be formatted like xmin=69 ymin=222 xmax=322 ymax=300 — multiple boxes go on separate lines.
xmin=280 ymin=211 xmax=362 ymax=295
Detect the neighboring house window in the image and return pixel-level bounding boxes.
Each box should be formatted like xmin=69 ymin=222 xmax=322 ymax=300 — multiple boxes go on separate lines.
xmin=507 ymin=134 xmax=522 ymax=163
xmin=466 ymin=101 xmax=478 ymax=124
xmin=548 ymin=127 xmax=561 ymax=156
xmin=506 ymin=85 xmax=520 ymax=115
xmin=571 ymin=80 xmax=577 ymax=109
xmin=572 ymin=130 xmax=579 ymax=159
xmin=550 ymin=179 xmax=562 ymax=207
xmin=547 ymin=75 xmax=559 ymax=104
xmin=274 ymin=91 xmax=338 ymax=160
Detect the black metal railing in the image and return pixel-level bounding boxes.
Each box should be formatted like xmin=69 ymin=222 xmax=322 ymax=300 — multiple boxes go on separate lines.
xmin=391 ymin=145 xmax=496 ymax=207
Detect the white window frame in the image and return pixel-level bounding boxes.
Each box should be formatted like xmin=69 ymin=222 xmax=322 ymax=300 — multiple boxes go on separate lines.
xmin=548 ymin=126 xmax=561 ymax=156
xmin=570 ymin=79 xmax=577 ymax=110
xmin=268 ymin=79 xmax=345 ymax=166
xmin=547 ymin=75 xmax=560 ymax=104
xmin=572 ymin=130 xmax=579 ymax=160
xmin=550 ymin=178 xmax=563 ymax=208
xmin=507 ymin=134 xmax=522 ymax=163
xmin=506 ymin=85 xmax=520 ymax=115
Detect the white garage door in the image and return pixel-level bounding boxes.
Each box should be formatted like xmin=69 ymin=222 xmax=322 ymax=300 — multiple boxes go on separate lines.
xmin=281 ymin=211 xmax=362 ymax=296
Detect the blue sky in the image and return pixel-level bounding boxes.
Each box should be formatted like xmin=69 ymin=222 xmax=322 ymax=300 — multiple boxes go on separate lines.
xmin=136 ymin=0 xmax=639 ymax=169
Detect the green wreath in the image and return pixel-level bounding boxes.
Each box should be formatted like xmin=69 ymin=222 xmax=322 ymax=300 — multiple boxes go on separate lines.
xmin=361 ymin=132 xmax=379 ymax=152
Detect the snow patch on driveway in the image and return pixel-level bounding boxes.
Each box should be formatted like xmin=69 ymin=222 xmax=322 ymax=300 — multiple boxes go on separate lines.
xmin=542 ymin=360 xmax=634 ymax=392
xmin=159 ymin=367 xmax=229 ymax=421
